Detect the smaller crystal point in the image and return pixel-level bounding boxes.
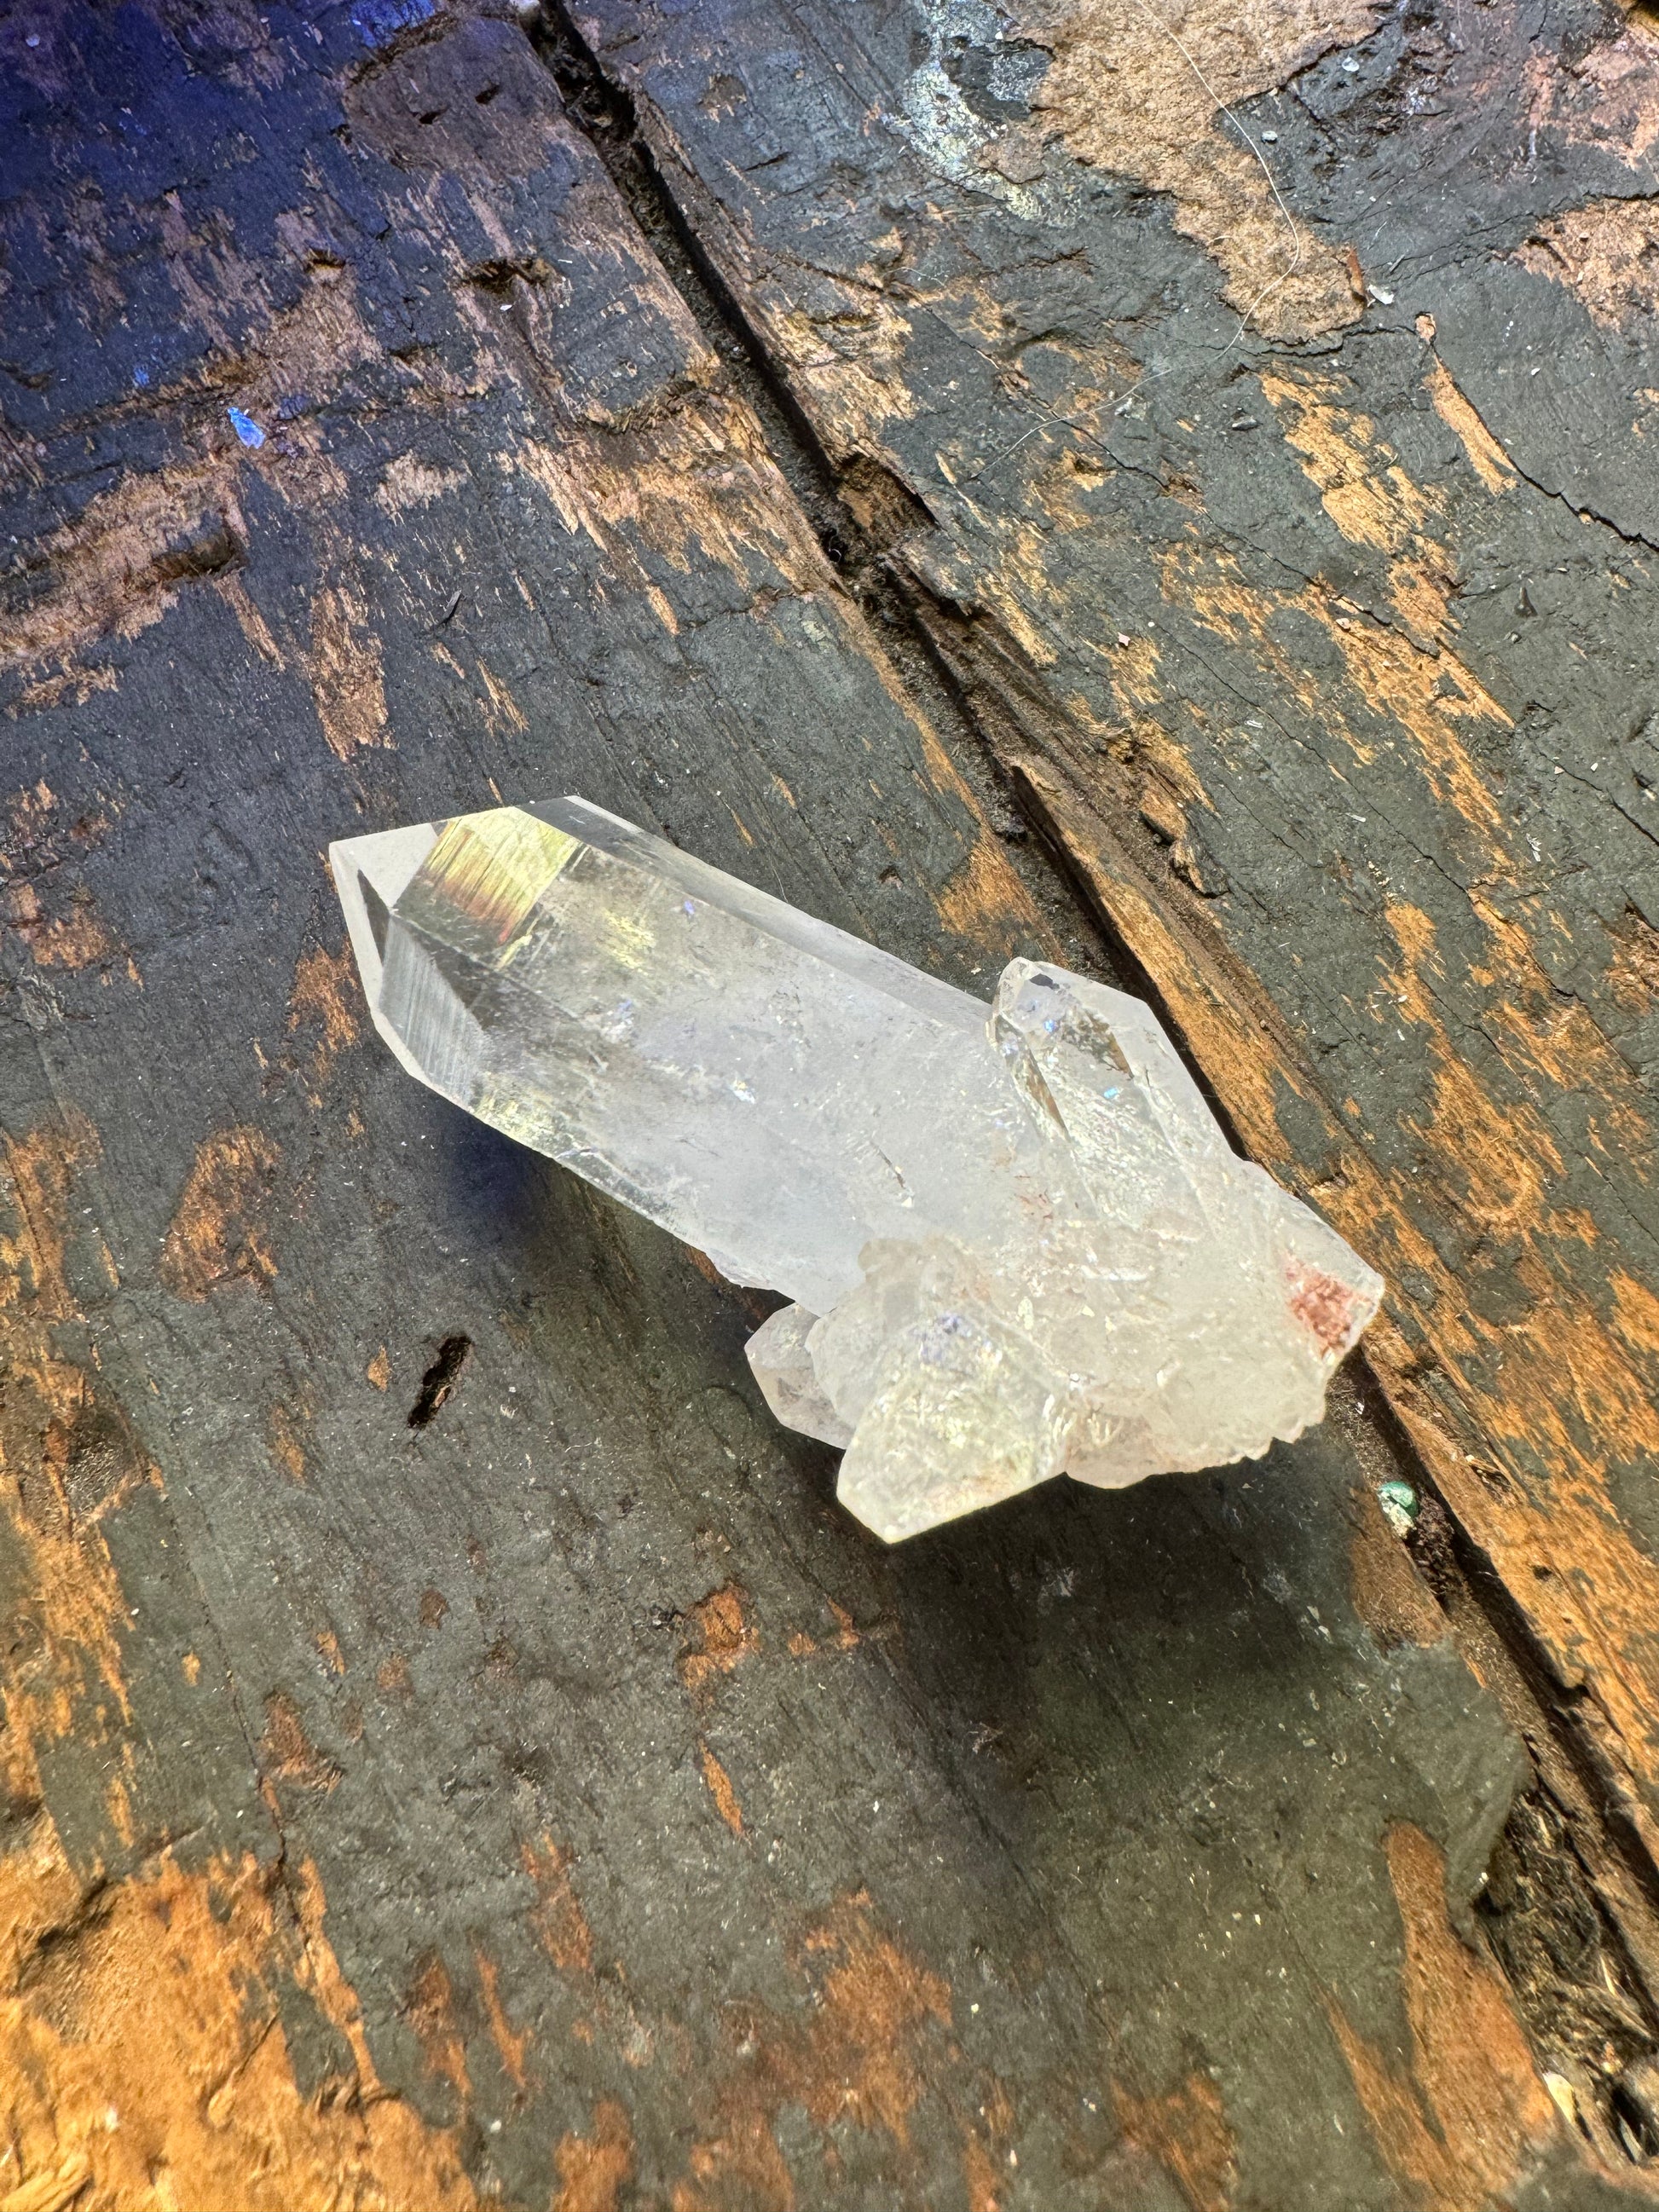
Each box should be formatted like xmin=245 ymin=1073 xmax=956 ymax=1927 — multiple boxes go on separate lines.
xmin=332 ymin=800 xmax=1383 ymax=1542
xmin=745 ymin=1304 xmax=850 ymax=1450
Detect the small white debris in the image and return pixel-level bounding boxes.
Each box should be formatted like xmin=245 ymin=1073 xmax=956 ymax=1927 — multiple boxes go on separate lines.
xmin=1544 ymin=2073 xmax=1580 ymax=2128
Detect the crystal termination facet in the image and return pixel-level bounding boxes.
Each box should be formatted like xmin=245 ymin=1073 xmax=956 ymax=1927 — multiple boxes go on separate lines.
xmin=332 ymin=800 xmax=1384 ymax=1541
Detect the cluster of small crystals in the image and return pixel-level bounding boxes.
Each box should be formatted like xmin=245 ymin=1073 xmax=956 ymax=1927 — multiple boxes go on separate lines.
xmin=333 ymin=800 xmax=1384 ymax=1542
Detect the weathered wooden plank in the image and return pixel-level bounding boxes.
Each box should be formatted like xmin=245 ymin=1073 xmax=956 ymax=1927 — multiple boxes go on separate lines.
xmin=564 ymin=0 xmax=1659 ymax=1907
xmin=0 ymin=3 xmax=1650 ymax=2204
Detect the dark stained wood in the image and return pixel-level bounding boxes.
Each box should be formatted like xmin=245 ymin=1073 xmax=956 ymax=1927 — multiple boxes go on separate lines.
xmin=1 ymin=2 xmax=1655 ymax=2204
xmin=564 ymin=0 xmax=1659 ymax=2043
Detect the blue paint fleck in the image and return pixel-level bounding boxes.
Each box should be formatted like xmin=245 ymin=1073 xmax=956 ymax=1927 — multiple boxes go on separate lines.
xmin=131 ymin=366 xmax=150 ymax=389
xmin=227 ymin=406 xmax=265 ymax=449
xmin=682 ymin=899 xmax=696 ymax=916
xmin=350 ymin=0 xmax=436 ymax=47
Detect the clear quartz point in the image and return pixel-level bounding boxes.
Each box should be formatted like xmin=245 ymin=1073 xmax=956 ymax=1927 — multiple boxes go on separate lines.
xmin=332 ymin=799 xmax=1383 ymax=1541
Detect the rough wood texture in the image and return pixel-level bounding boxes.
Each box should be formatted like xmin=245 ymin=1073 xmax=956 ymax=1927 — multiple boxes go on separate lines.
xmin=1 ymin=2 xmax=1656 ymax=2205
xmin=566 ymin=0 xmax=1659 ymax=2008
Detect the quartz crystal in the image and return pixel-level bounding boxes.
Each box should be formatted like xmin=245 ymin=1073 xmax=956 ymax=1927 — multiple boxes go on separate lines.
xmin=332 ymin=800 xmax=1383 ymax=1540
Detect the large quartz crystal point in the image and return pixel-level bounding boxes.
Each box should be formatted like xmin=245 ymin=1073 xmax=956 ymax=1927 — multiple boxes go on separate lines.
xmin=332 ymin=798 xmax=1383 ymax=1543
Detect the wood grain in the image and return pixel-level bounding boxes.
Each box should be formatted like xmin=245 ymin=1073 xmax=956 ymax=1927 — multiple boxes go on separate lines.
xmin=567 ymin=0 xmax=1659 ymax=1880
xmin=1 ymin=2 xmax=1652 ymax=2202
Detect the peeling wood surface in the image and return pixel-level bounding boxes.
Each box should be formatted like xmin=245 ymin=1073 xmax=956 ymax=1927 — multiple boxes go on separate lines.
xmin=566 ymin=0 xmax=1659 ymax=1852
xmin=2 ymin=2 xmax=1658 ymax=2205
xmin=569 ymin=0 xmax=1659 ymax=2027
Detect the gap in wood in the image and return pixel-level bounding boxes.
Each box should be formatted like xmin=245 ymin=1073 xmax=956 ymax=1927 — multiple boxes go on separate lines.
xmin=525 ymin=0 xmax=1110 ymax=985
xmin=521 ymin=0 xmax=1659 ymax=2140
xmin=408 ymin=1333 xmax=473 ymax=1429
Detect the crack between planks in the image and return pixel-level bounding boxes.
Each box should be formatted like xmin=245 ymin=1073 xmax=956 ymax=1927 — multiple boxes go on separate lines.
xmin=523 ymin=3 xmax=1106 ymax=954
xmin=524 ymin=0 xmax=1659 ymax=2132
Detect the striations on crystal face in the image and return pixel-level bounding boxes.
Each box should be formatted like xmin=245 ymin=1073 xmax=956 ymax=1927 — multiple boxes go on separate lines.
xmin=332 ymin=799 xmax=1384 ymax=1541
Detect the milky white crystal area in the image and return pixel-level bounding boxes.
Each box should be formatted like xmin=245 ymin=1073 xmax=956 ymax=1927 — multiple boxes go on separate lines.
xmin=332 ymin=800 xmax=1383 ymax=1541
